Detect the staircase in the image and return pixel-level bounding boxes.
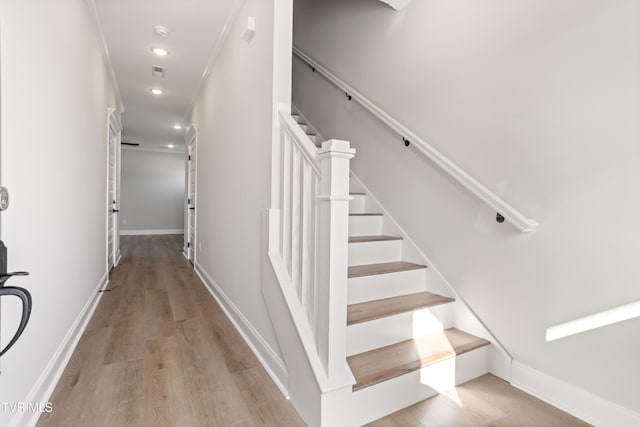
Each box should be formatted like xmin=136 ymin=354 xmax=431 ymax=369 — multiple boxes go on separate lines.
xmin=343 ymin=188 xmax=490 ymax=424
xmin=268 ymin=108 xmax=498 ymax=426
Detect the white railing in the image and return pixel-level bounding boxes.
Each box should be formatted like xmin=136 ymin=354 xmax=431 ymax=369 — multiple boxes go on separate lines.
xmin=293 ymin=46 xmax=539 ymax=233
xmin=270 ymin=109 xmax=355 ymax=384
xmin=546 ymin=300 xmax=640 ymax=341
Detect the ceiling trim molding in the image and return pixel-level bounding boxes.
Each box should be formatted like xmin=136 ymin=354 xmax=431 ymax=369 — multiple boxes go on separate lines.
xmin=183 ymin=0 xmax=246 ymax=121
xmin=122 ymin=145 xmax=186 ymax=155
xmin=84 ymin=0 xmax=125 ymax=113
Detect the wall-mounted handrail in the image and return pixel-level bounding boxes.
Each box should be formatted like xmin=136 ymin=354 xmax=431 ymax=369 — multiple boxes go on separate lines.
xmin=546 ymin=300 xmax=640 ymax=341
xmin=293 ymin=46 xmax=539 ymax=233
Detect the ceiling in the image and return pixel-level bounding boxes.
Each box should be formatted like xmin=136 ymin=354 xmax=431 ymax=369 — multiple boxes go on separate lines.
xmin=93 ymin=0 xmax=238 ymax=152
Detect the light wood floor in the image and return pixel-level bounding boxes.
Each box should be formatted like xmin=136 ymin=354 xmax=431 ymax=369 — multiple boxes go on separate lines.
xmin=37 ymin=235 xmax=589 ymax=427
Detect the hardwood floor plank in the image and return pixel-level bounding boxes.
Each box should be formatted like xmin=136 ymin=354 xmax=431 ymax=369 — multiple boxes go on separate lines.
xmin=103 ymin=320 xmax=145 ymax=365
xmin=367 ymin=374 xmax=590 ymax=427
xmin=91 ymin=359 xmax=144 ymax=427
xmin=347 ymin=291 xmax=455 ymax=325
xmin=37 ymin=235 xmax=304 ymax=427
xmin=348 ymin=260 xmax=426 ymax=278
xmin=144 ymin=289 xmax=176 ymax=339
xmin=348 ymin=328 xmax=489 ymax=391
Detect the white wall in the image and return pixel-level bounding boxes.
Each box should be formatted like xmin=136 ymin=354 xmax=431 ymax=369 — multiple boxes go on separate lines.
xmin=120 ymin=149 xmax=184 ymax=233
xmin=188 ymin=0 xmax=286 ymax=384
xmin=0 ymin=0 xmax=118 ymax=425
xmin=293 ymin=0 xmax=640 ymax=417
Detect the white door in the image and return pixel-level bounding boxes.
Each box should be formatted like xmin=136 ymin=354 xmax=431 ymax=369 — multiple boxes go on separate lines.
xmin=107 ymin=110 xmax=122 ymax=270
xmin=186 ymin=127 xmax=197 ymax=264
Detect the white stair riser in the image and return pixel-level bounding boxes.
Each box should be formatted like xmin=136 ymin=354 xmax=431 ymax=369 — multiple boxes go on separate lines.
xmin=343 ymin=347 xmax=490 ymax=426
xmin=349 ymin=194 xmax=367 ymax=214
xmin=348 ymin=268 xmax=426 ymax=304
xmin=348 ymin=240 xmax=402 ymax=266
xmin=347 ymin=305 xmax=453 ymax=356
xmin=299 ymin=123 xmax=312 ymax=133
xmin=348 ymin=216 xmax=382 ymax=236
xmin=349 ymin=179 xmax=366 ymax=195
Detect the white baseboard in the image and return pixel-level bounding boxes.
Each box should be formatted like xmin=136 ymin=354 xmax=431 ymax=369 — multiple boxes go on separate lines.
xmin=193 ymin=262 xmax=289 ymax=398
xmin=511 ymin=361 xmax=640 ymax=427
xmin=10 ymin=273 xmax=108 ymax=427
xmin=120 ymin=229 xmax=184 ymax=236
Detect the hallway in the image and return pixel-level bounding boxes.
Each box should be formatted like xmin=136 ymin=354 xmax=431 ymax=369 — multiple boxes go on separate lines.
xmin=36 ymin=235 xmax=304 ymax=427
xmin=32 ymin=236 xmax=589 ymax=427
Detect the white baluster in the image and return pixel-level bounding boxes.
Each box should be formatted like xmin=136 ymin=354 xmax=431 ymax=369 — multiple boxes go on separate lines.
xmin=282 ymin=134 xmax=292 ymax=273
xmin=291 ymin=147 xmax=302 ymax=299
xmin=300 ymin=160 xmax=311 ymax=312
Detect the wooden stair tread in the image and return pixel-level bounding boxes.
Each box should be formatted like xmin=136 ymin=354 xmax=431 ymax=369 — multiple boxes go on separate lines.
xmin=349 ymin=235 xmax=402 ymax=243
xmin=347 ymin=291 xmax=454 ymax=325
xmin=348 ymin=261 xmax=426 ymax=278
xmin=347 ymin=328 xmax=490 ymax=391
xmin=349 ymin=213 xmax=383 ymax=216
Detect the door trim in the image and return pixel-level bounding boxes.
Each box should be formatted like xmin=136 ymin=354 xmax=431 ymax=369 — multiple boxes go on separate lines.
xmin=106 ymin=108 xmax=122 ymax=272
xmin=185 ymin=125 xmax=198 ymax=266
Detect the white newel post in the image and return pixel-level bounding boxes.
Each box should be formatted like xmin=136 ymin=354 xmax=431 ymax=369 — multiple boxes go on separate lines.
xmin=316 ymin=139 xmax=355 ymax=380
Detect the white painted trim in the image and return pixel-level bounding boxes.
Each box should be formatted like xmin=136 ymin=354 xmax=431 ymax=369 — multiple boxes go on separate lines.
xmin=293 ymin=46 xmax=538 ymax=233
xmin=511 ymin=361 xmax=640 ymax=427
xmin=193 ymin=261 xmax=289 ymax=398
xmin=121 ymin=146 xmax=186 ymax=155
xmin=185 ymin=126 xmax=198 ymax=265
xmin=184 ymin=0 xmax=245 ymax=121
xmin=546 ymin=300 xmax=640 ymax=341
xmin=9 ymin=273 xmax=108 ymax=427
xmin=106 ymin=109 xmax=122 ymax=273
xmin=84 ymin=0 xmax=124 ymax=113
xmin=378 ymin=0 xmax=413 ymax=10
xmin=120 ymin=229 xmax=184 ymax=236
xmin=279 ymin=110 xmax=320 ymax=173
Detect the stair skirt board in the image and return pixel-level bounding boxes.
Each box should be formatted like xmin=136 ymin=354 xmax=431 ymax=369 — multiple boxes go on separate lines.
xmin=347 ymin=304 xmax=453 ymax=356
xmin=344 ymin=347 xmax=490 ymax=426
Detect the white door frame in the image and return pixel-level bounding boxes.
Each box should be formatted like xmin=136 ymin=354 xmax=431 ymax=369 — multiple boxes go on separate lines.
xmin=185 ymin=125 xmax=198 ymax=266
xmin=106 ymin=108 xmax=122 ymax=272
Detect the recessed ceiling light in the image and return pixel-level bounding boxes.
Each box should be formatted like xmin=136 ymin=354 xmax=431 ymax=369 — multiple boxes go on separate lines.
xmin=150 ymin=88 xmax=163 ymax=95
xmin=168 ymin=144 xmax=174 ymax=148
xmin=151 ymin=47 xmax=169 ymax=57
xmin=173 ymin=124 xmax=182 ymax=130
